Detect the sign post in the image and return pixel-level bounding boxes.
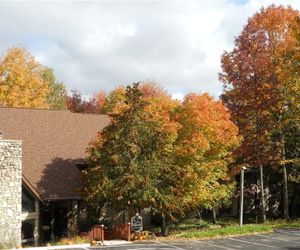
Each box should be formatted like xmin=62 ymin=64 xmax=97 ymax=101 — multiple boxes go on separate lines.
xmin=239 ymin=166 xmax=246 ymax=227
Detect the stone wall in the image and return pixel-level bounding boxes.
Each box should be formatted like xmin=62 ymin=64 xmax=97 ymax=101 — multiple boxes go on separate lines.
xmin=0 ymin=140 xmax=22 ymax=247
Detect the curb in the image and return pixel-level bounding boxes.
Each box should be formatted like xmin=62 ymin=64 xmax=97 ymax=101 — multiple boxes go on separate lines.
xmin=15 ymin=240 xmax=133 ymax=250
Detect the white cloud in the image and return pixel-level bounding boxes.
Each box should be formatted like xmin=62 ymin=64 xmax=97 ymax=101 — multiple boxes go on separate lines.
xmin=171 ymin=92 xmax=185 ymax=102
xmin=0 ymin=0 xmax=299 ymax=98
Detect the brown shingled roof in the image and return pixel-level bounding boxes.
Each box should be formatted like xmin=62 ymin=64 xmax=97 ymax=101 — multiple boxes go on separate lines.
xmin=0 ymin=108 xmax=110 ymax=201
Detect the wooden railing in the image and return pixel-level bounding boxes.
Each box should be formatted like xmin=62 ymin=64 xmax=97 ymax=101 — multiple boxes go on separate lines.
xmin=88 ymin=223 xmax=131 ymax=242
xmin=111 ymin=223 xmax=131 ymax=241
xmin=87 ymin=224 xmax=104 ymax=244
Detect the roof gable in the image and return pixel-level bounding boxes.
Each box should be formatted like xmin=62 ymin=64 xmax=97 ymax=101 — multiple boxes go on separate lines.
xmin=0 ymin=108 xmax=110 ymax=200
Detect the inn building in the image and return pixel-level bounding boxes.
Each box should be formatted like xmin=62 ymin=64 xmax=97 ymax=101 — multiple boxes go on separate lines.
xmin=0 ymin=108 xmax=109 ymax=246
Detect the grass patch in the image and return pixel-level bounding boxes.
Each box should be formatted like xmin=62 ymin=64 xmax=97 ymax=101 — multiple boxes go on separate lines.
xmin=171 ymin=219 xmax=210 ymax=231
xmin=50 ymin=236 xmax=88 ymax=246
xmin=174 ymin=223 xmax=273 ymax=238
xmin=170 ymin=219 xmax=300 ymax=239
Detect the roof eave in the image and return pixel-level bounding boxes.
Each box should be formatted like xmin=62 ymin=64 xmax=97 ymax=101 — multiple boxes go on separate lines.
xmin=22 ymin=174 xmax=44 ymax=204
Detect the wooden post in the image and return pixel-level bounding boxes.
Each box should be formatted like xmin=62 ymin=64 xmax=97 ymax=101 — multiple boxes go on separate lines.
xmin=101 ymin=224 xmax=104 ymax=243
xmin=127 ymin=223 xmax=131 ymax=241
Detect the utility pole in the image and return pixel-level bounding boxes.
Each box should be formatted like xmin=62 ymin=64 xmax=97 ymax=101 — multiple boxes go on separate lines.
xmin=240 ymin=166 xmax=246 ymax=227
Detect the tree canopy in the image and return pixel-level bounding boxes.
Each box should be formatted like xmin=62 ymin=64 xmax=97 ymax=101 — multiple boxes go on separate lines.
xmin=0 ymin=47 xmax=69 ymax=110
xmin=84 ymin=83 xmax=239 ymax=233
xmin=84 ymin=84 xmax=187 ymax=218
xmin=0 ymin=47 xmax=49 ymax=108
xmin=220 ymin=5 xmax=300 ymax=220
xmin=42 ymin=67 xmax=67 ymax=110
xmin=174 ymin=93 xmax=239 ymax=210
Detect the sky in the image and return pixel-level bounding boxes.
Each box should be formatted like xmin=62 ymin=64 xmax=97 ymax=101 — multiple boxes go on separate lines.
xmin=0 ymin=0 xmax=299 ymax=100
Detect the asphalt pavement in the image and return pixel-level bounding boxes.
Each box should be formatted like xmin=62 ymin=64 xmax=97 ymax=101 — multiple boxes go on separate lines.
xmin=87 ymin=229 xmax=300 ymax=250
xmin=61 ymin=228 xmax=300 ymax=250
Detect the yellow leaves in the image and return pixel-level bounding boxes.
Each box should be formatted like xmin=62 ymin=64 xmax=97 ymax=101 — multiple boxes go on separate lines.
xmin=103 ymin=85 xmax=127 ymax=114
xmin=85 ymin=84 xmax=239 ymax=216
xmin=0 ymin=47 xmax=49 ymax=108
xmin=111 ymin=102 xmax=130 ymax=115
xmin=111 ymin=154 xmax=119 ymax=164
xmin=176 ymin=134 xmax=209 ymax=157
xmin=144 ymin=96 xmax=180 ymax=137
xmin=177 ymin=93 xmax=239 ymax=153
xmin=280 ymin=159 xmax=300 ymax=165
xmin=174 ymin=92 xmax=239 ymax=208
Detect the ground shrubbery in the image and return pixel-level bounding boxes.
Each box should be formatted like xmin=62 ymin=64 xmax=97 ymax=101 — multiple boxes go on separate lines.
xmin=169 ymin=219 xmax=300 ymax=239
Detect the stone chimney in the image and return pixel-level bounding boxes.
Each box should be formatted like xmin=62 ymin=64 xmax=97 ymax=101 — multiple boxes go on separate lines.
xmin=0 ymin=139 xmax=22 ymax=247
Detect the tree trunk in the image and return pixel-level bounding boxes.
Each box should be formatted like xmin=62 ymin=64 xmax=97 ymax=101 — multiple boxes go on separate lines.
xmin=231 ymin=196 xmax=238 ymax=217
xmin=259 ymin=165 xmax=266 ymax=223
xmin=197 ymin=208 xmax=202 ymax=220
xmin=279 ymin=115 xmax=289 ymax=220
xmin=212 ymin=206 xmax=217 ymax=224
xmin=161 ymin=214 xmax=170 ymax=237
xmin=283 ymin=164 xmax=289 ymax=220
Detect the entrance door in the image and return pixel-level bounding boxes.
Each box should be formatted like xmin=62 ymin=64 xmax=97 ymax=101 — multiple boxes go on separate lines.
xmin=53 ymin=207 xmax=68 ymax=239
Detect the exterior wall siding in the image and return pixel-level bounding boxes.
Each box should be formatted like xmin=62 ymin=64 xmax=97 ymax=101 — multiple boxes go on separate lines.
xmin=0 ymin=139 xmax=22 ymax=247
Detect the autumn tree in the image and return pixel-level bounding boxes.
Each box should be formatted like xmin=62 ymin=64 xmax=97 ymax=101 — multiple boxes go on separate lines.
xmin=280 ymin=17 xmax=300 ymax=217
xmin=220 ymin=5 xmax=300 ymax=220
xmin=139 ymin=81 xmax=168 ymax=99
xmin=67 ymin=89 xmax=106 ymax=113
xmin=84 ymin=83 xmax=239 ymax=233
xmin=0 ymin=47 xmax=49 ymax=108
xmin=42 ymin=67 xmax=67 ymax=109
xmin=84 ymin=83 xmax=195 ymax=236
xmin=174 ymin=93 xmax=239 ymax=223
xmin=103 ymin=81 xmax=171 ymax=114
xmin=102 ymin=86 xmax=127 ymax=114
xmin=67 ymin=89 xmax=83 ymax=112
xmin=83 ymin=91 xmax=106 ymax=114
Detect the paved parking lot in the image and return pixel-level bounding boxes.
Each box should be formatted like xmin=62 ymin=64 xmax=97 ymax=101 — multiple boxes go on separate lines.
xmin=86 ymin=229 xmax=300 ymax=250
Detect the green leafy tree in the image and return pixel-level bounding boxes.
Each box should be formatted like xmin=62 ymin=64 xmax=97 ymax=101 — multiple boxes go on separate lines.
xmin=84 ymin=85 xmax=239 ymax=233
xmin=102 ymin=86 xmax=127 ymax=114
xmin=42 ymin=67 xmax=67 ymax=109
xmin=84 ymin=83 xmax=191 ymax=236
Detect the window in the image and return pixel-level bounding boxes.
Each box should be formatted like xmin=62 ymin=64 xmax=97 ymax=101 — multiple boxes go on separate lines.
xmin=21 ymin=219 xmax=35 ymax=245
xmin=22 ymin=187 xmax=35 ymax=213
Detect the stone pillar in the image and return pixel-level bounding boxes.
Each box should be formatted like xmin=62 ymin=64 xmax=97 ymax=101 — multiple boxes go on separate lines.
xmin=0 ymin=140 xmax=22 ymax=247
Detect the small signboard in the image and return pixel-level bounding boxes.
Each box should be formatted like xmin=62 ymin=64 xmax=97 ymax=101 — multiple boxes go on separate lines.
xmin=131 ymin=213 xmax=143 ymax=232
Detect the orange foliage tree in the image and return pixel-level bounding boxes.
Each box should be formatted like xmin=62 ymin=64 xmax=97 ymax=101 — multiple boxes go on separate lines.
xmin=84 ymin=83 xmax=187 ymax=236
xmin=174 ymin=93 xmax=239 ymax=223
xmin=67 ymin=89 xmax=106 ymax=114
xmin=220 ymin=5 xmax=300 ymax=220
xmin=84 ymin=83 xmax=239 ymax=232
xmin=103 ymin=81 xmax=171 ymax=115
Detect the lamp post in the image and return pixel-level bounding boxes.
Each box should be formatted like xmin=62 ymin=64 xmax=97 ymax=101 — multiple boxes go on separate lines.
xmin=239 ymin=166 xmax=246 ymax=227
